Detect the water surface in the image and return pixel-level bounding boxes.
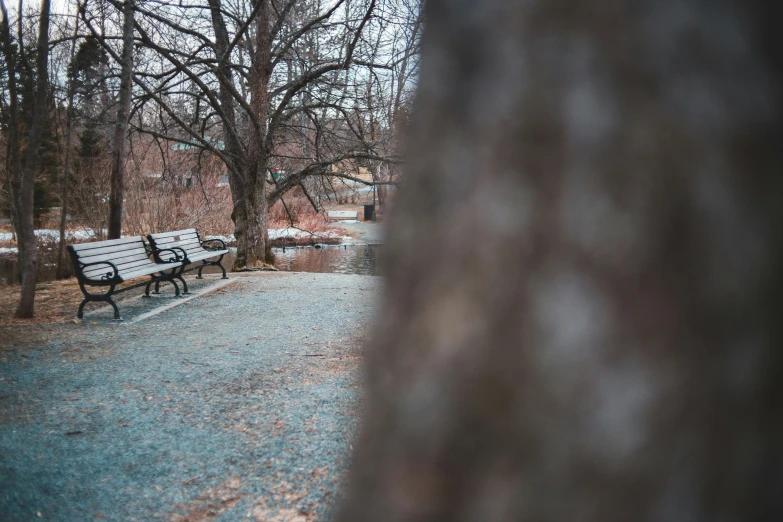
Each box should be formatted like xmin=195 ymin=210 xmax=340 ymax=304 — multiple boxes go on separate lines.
xmin=1 ymin=244 xmax=382 ymax=284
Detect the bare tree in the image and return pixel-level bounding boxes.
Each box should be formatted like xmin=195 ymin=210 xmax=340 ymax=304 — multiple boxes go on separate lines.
xmin=1 ymin=0 xmax=51 ymax=318
xmin=55 ymin=0 xmax=80 ymax=279
xmin=106 ymin=0 xmax=132 ymax=239
xmin=339 ymin=1 xmax=782 ymax=521
xmin=78 ymin=0 xmax=394 ymax=269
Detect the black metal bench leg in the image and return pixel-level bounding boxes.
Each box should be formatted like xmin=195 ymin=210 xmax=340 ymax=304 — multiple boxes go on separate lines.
xmin=77 ymin=299 xmax=88 ymax=319
xmin=107 ymin=296 xmax=122 ymax=321
xmin=153 ymin=280 xmax=161 ymax=294
xmin=218 ymin=261 xmax=228 ymax=279
xmin=143 ymin=277 xmax=155 ymax=297
xmin=196 ymin=263 xmax=205 ymax=279
xmin=177 ymin=275 xmax=189 ymax=294
xmin=75 ymin=283 xmax=121 ymax=320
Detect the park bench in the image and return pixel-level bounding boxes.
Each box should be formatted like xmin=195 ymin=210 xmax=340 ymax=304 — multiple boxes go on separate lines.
xmin=147 ymin=229 xmax=229 ymax=294
xmin=67 ymin=236 xmax=184 ymax=320
xmin=327 ymin=210 xmax=359 ymax=221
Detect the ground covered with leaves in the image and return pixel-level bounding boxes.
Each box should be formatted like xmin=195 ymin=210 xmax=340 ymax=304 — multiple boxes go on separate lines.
xmin=0 ymin=272 xmax=378 ymax=521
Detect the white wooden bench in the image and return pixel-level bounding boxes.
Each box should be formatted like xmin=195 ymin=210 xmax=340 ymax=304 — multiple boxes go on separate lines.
xmin=67 ymin=236 xmax=184 ymax=320
xmin=327 ymin=210 xmax=359 ymax=221
xmin=147 ymin=229 xmax=230 ymax=290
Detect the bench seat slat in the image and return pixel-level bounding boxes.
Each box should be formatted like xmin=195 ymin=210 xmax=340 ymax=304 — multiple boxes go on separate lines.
xmin=148 ymin=229 xmax=198 ymax=240
xmin=82 ymin=259 xmax=161 ymax=280
xmin=152 ymin=241 xmax=200 ymax=250
xmin=154 ymin=238 xmax=201 ymax=248
xmin=151 ymin=230 xmax=199 ymax=239
xmin=184 ymin=249 xmax=230 ymax=262
xmin=181 ymin=246 xmax=227 ymax=258
xmin=180 ymin=244 xmax=211 ymax=253
xmin=71 ymin=242 xmax=147 ymax=259
xmin=82 ymin=258 xmax=156 ymax=279
xmin=79 ymin=248 xmax=149 ymax=265
xmin=117 ymin=259 xmax=160 ymax=273
xmin=119 ymin=261 xmax=180 ymax=281
xmin=81 ymin=256 xmax=151 ymax=276
xmin=70 ymin=236 xmax=145 ymax=252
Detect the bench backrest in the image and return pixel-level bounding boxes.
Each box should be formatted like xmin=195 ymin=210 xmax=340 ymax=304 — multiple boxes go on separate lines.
xmin=68 ymin=236 xmax=151 ymax=279
xmin=148 ymin=229 xmax=204 ymax=260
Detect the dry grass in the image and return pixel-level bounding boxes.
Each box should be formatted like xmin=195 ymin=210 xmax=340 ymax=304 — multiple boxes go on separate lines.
xmin=0 ymin=277 xmax=146 ymax=325
xmin=0 ymin=279 xmax=83 ymax=325
xmin=269 ymin=197 xmax=343 ymax=247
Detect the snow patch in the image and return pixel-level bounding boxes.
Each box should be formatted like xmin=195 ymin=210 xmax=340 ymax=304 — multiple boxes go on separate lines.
xmin=207 ymin=228 xmax=345 ymax=244
xmin=0 ymin=228 xmax=101 ymax=242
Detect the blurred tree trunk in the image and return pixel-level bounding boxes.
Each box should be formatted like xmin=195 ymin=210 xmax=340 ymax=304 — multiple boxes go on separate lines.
xmin=339 ymin=1 xmax=781 ymax=521
xmin=107 ymin=0 xmax=134 ymax=239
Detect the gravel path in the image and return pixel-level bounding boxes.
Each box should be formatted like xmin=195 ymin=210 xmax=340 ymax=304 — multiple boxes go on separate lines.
xmin=0 ymin=272 xmax=379 ymax=521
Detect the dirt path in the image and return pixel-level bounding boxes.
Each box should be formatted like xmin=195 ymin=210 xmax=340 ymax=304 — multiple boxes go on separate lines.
xmin=0 ymin=272 xmax=379 ymax=521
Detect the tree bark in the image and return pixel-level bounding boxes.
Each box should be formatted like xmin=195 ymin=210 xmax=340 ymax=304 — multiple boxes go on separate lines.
xmin=243 ymin=0 xmax=273 ymax=268
xmin=339 ymin=1 xmax=782 ymax=521
xmin=2 ymin=0 xmax=51 ymax=318
xmin=107 ymin=0 xmax=134 ymax=239
xmin=0 ymin=0 xmax=23 ymax=282
xmin=208 ymin=0 xmax=272 ymax=269
xmin=56 ymin=8 xmax=80 ymax=279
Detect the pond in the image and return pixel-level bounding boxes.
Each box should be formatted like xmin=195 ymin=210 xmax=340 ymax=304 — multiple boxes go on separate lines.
xmin=1 ymin=244 xmax=382 ymax=285
xmin=214 ymin=244 xmax=382 ymax=277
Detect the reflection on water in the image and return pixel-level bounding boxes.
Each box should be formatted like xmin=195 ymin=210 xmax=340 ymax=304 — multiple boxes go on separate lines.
xmin=178 ymin=244 xmax=383 ymax=277
xmin=273 ymin=244 xmax=382 ymax=276
xmin=1 ymin=243 xmax=382 ymax=284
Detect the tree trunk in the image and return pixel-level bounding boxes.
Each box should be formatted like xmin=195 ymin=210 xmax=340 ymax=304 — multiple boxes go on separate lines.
xmin=1 ymin=1 xmax=23 ymax=285
xmin=338 ymin=1 xmax=782 ymax=521
xmin=56 ymin=98 xmax=74 ymax=279
xmin=207 ymin=0 xmax=271 ymax=270
xmin=56 ymin=8 xmax=80 ymax=280
xmin=231 ymin=161 xmax=269 ymax=270
xmin=239 ymin=0 xmax=273 ymax=269
xmin=2 ymin=0 xmax=51 ymax=318
xmin=108 ymin=0 xmax=134 ymax=240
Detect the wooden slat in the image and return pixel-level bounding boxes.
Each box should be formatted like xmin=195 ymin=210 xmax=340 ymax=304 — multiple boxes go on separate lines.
xmin=116 ymin=257 xmax=154 ymax=269
xmin=152 ymin=231 xmax=198 ymax=241
xmin=154 ymin=240 xmax=200 ymax=250
xmin=121 ymin=261 xmax=179 ymax=280
xmin=148 ymin=229 xmax=197 ymax=240
xmin=179 ymin=244 xmax=205 ymax=252
xmin=186 ymin=249 xmax=228 ymax=262
xmin=79 ymin=248 xmax=148 ymax=265
xmin=117 ymin=258 xmax=158 ymax=272
xmin=70 ymin=242 xmax=145 ymax=259
xmin=153 ymin=233 xmax=199 ymax=241
xmin=81 ymin=259 xmax=150 ymax=277
xmin=83 ymin=255 xmax=148 ymax=269
xmin=182 ymin=249 xmax=209 ymax=258
xmin=83 ymin=261 xmax=150 ymax=279
xmin=70 ymin=236 xmax=144 ymax=252
xmin=152 ymin=236 xmax=200 ymax=247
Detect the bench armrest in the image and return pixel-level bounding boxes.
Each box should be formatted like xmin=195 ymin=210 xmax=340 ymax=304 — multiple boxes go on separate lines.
xmin=79 ymin=260 xmax=120 ymax=282
xmin=154 ymin=247 xmax=185 ymax=263
xmin=200 ymin=238 xmax=227 ymax=251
